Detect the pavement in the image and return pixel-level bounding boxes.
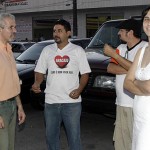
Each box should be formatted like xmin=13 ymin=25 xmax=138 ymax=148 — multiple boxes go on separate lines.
xmin=15 ymin=104 xmax=115 ymax=150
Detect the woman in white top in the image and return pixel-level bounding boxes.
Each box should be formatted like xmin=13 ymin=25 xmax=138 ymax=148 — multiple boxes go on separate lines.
xmin=124 ymin=6 xmax=150 ymax=150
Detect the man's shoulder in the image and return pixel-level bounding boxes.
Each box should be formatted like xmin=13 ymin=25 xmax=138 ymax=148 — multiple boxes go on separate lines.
xmin=69 ymin=42 xmax=84 ymax=51
xmin=46 ymin=43 xmax=56 ymax=48
xmin=140 ymin=40 xmax=148 ymax=46
xmin=43 ymin=43 xmax=56 ymax=52
xmin=134 ymin=40 xmax=148 ymax=50
xmin=117 ymin=44 xmax=127 ymax=50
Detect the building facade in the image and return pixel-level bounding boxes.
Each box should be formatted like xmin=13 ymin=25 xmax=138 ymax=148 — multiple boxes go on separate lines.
xmin=0 ymin=0 xmax=149 ymax=41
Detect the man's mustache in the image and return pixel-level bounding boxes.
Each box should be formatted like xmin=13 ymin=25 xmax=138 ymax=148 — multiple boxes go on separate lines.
xmin=54 ymin=36 xmax=60 ymax=39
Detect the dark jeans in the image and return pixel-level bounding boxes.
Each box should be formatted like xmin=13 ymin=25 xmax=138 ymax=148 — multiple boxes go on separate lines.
xmin=44 ymin=102 xmax=82 ymax=150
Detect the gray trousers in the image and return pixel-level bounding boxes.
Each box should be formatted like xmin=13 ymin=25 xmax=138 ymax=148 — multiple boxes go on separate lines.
xmin=113 ymin=105 xmax=133 ymax=150
xmin=0 ymin=98 xmax=16 ymax=150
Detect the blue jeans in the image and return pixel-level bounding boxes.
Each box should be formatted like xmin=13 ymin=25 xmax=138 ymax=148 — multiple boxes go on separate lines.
xmin=44 ymin=102 xmax=82 ymax=150
xmin=0 ymin=98 xmax=16 ymax=150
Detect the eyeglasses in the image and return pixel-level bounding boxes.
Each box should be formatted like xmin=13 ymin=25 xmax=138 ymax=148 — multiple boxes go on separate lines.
xmin=1 ymin=25 xmax=16 ymax=31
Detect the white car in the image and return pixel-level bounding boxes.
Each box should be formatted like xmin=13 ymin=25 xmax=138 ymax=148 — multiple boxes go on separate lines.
xmin=11 ymin=41 xmax=35 ymax=58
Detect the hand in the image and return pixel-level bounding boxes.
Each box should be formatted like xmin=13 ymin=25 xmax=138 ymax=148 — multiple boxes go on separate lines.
xmin=18 ymin=108 xmax=26 ymax=125
xmin=0 ymin=116 xmax=4 ymax=128
xmin=103 ymin=44 xmax=115 ymax=57
xmin=32 ymin=83 xmax=41 ymax=93
xmin=69 ymin=89 xmax=81 ymax=99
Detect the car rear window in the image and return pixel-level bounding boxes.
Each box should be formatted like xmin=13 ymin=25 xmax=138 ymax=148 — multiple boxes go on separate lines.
xmin=16 ymin=42 xmax=51 ymax=63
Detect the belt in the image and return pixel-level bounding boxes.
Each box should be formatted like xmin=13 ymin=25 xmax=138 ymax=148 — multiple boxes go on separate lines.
xmin=0 ymin=97 xmax=15 ymax=104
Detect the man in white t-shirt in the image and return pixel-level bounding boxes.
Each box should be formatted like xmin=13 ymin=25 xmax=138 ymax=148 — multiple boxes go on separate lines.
xmin=104 ymin=19 xmax=148 ymax=150
xmin=32 ymin=19 xmax=91 ymax=150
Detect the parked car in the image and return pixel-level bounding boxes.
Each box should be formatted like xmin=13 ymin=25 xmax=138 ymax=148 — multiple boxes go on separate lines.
xmin=82 ymin=18 xmax=147 ymax=113
xmin=11 ymin=41 xmax=35 ymax=58
xmin=16 ymin=38 xmax=90 ymax=105
xmin=70 ymin=38 xmax=91 ymax=49
xmin=16 ymin=40 xmax=54 ymax=104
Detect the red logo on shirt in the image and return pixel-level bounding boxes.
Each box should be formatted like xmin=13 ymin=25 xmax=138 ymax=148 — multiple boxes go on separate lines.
xmin=55 ymin=55 xmax=70 ymax=68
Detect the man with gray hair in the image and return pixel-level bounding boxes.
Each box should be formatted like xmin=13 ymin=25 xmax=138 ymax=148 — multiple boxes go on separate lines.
xmin=0 ymin=13 xmax=26 ymax=150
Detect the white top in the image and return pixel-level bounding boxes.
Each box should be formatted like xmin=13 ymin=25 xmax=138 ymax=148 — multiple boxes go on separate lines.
xmin=115 ymin=41 xmax=148 ymax=107
xmin=132 ymin=45 xmax=150 ymax=150
xmin=35 ymin=42 xmax=91 ymax=104
xmin=135 ymin=45 xmax=150 ymax=80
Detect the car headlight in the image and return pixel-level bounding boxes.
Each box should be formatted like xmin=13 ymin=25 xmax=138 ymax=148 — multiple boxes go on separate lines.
xmin=93 ymin=75 xmax=115 ymax=89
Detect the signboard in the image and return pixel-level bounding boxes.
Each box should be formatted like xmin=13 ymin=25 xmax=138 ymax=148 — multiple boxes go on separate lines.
xmin=5 ymin=0 xmax=28 ymax=6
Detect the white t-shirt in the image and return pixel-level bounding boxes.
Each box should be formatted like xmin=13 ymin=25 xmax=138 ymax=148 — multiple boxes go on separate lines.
xmin=115 ymin=41 xmax=148 ymax=107
xmin=35 ymin=42 xmax=91 ymax=104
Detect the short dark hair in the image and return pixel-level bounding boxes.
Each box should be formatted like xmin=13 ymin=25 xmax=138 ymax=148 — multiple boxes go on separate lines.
xmin=142 ymin=6 xmax=150 ymax=22
xmin=54 ymin=19 xmax=71 ymax=32
xmin=116 ymin=19 xmax=141 ymax=38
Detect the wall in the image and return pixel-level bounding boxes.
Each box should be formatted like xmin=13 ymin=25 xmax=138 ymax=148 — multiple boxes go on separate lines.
xmin=4 ymin=0 xmax=150 ymax=13
xmin=2 ymin=0 xmax=149 ymax=40
xmin=15 ymin=15 xmax=32 ymax=41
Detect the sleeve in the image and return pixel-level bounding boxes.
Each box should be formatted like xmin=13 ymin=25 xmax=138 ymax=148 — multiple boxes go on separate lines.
xmin=78 ymin=47 xmax=91 ymax=75
xmin=34 ymin=48 xmax=48 ymax=74
xmin=110 ymin=48 xmax=120 ymax=64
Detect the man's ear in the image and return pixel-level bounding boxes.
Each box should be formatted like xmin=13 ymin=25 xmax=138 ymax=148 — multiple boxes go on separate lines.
xmin=67 ymin=31 xmax=71 ymax=37
xmin=129 ymin=30 xmax=134 ymax=35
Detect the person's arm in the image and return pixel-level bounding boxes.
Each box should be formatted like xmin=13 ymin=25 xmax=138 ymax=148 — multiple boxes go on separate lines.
xmin=104 ymin=44 xmax=132 ymax=72
xmin=69 ymin=73 xmax=89 ymax=99
xmin=111 ymin=51 xmax=132 ymax=71
xmin=16 ymin=95 xmax=26 ymax=125
xmin=0 ymin=95 xmax=26 ymax=128
xmin=123 ymin=49 xmax=150 ymax=96
xmin=134 ymin=79 xmax=150 ymax=95
xmin=32 ymin=72 xmax=44 ymax=93
xmin=107 ymin=63 xmax=127 ymax=75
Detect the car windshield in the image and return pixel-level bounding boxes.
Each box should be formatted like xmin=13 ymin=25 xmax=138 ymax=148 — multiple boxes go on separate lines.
xmin=87 ymin=19 xmax=148 ymax=51
xmin=87 ymin=21 xmax=122 ymax=49
xmin=16 ymin=42 xmax=51 ymax=63
xmin=71 ymin=39 xmax=90 ymax=49
xmin=16 ymin=38 xmax=91 ymax=64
